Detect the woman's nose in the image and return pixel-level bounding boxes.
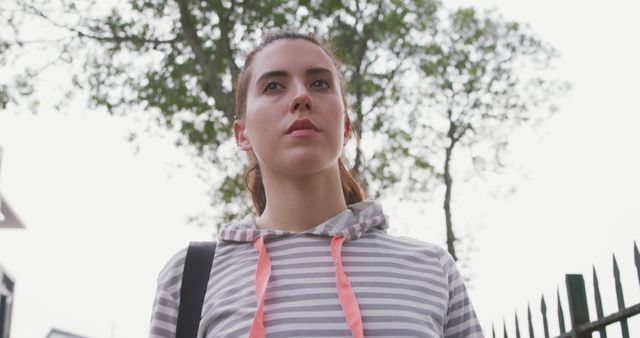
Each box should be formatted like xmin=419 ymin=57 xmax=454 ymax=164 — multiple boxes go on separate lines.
xmin=289 ymin=82 xmax=313 ymax=113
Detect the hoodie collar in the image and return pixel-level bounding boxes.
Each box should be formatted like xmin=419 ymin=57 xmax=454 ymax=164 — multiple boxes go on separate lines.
xmin=218 ymin=200 xmax=389 ymax=242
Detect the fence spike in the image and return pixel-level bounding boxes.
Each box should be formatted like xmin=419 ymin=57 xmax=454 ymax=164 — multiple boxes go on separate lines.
xmin=593 ymin=265 xmax=607 ymax=338
xmin=527 ymin=304 xmax=535 ymax=338
xmin=504 ymin=319 xmax=509 ymax=338
xmin=515 ymin=312 xmax=521 ymax=338
xmin=613 ymin=254 xmax=630 ymax=338
xmin=557 ymin=287 xmax=566 ymax=333
xmin=541 ymin=295 xmax=549 ymax=338
xmin=634 ymin=241 xmax=639 ymax=287
xmin=493 ymin=324 xmax=496 ymax=338
xmin=566 ymin=274 xmax=591 ymax=338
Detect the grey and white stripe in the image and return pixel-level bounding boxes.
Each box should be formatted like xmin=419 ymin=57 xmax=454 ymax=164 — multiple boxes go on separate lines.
xmin=149 ymin=200 xmax=484 ymax=338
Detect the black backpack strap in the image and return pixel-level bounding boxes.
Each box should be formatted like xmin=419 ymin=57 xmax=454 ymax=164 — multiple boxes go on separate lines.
xmin=176 ymin=241 xmax=217 ymax=338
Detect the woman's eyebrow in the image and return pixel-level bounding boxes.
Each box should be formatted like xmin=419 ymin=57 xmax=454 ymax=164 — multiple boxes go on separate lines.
xmin=255 ymin=67 xmax=334 ymax=85
xmin=256 ymin=70 xmax=288 ymax=84
xmin=305 ymin=67 xmax=333 ymax=77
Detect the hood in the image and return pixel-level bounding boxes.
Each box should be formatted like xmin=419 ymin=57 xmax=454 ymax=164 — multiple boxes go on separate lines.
xmin=218 ymin=199 xmax=389 ymax=242
xmin=216 ymin=200 xmax=388 ymax=338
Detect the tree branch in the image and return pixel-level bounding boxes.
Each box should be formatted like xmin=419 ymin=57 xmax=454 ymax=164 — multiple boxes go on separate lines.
xmin=22 ymin=3 xmax=179 ymax=46
xmin=176 ymin=0 xmax=231 ymax=114
xmin=452 ymin=123 xmax=472 ymax=144
xmin=363 ymin=42 xmax=407 ymax=117
xmin=212 ymin=0 xmax=238 ymax=122
xmin=12 ymin=36 xmax=75 ymax=45
xmin=75 ymin=30 xmax=179 ymax=46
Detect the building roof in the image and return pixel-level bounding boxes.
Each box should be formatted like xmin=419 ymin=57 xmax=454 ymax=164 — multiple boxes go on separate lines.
xmin=0 ymin=145 xmax=24 ymax=228
xmin=0 ymin=264 xmax=15 ymax=295
xmin=45 ymin=328 xmax=89 ymax=338
xmin=0 ymin=193 xmax=24 ymax=229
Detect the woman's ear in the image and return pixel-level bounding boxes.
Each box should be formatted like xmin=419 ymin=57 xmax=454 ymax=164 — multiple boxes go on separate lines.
xmin=233 ymin=120 xmax=253 ymax=151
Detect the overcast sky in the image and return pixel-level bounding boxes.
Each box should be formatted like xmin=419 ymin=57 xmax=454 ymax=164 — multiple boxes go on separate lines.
xmin=1 ymin=0 xmax=639 ymax=337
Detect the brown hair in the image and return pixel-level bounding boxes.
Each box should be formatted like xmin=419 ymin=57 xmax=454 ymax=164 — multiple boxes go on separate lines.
xmin=234 ymin=31 xmax=365 ymax=215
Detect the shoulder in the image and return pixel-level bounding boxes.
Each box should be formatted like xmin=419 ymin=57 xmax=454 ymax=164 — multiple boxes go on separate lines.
xmin=158 ymin=246 xmax=189 ymax=281
xmin=156 ymin=242 xmax=219 ymax=298
xmin=368 ymin=230 xmax=448 ymax=257
xmin=156 ymin=246 xmax=189 ymax=302
xmin=363 ymin=231 xmax=453 ymax=274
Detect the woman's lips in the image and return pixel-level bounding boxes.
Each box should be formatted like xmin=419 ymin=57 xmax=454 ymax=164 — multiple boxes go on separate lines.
xmin=288 ymin=129 xmax=319 ymax=137
xmin=286 ymin=118 xmax=320 ymax=134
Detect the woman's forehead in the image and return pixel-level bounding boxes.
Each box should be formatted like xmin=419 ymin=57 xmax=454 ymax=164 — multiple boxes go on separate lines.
xmin=249 ymin=39 xmax=337 ymax=78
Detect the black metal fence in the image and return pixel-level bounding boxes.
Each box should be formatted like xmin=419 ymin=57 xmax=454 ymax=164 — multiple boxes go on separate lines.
xmin=494 ymin=242 xmax=640 ymax=338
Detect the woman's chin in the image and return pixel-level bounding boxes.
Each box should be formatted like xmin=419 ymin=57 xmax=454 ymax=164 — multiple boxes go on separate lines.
xmin=276 ymin=154 xmax=338 ymax=177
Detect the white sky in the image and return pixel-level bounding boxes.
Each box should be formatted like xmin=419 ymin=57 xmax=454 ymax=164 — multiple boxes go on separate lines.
xmin=1 ymin=0 xmax=639 ymax=337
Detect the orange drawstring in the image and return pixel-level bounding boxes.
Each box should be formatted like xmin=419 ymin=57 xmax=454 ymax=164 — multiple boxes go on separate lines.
xmin=331 ymin=236 xmax=364 ymax=338
xmin=249 ymin=235 xmax=364 ymax=338
xmin=249 ymin=236 xmax=271 ymax=338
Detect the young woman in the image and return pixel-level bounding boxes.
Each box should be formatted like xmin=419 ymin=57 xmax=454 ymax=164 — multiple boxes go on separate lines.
xmin=150 ymin=32 xmax=484 ymax=338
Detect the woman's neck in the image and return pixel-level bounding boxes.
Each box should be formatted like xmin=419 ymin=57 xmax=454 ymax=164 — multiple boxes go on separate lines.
xmin=256 ymin=164 xmax=347 ymax=232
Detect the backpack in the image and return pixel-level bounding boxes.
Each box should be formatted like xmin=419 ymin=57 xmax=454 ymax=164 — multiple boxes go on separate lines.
xmin=176 ymin=241 xmax=217 ymax=338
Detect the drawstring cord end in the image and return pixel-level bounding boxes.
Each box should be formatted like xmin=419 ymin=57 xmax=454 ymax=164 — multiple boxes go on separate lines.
xmin=331 ymin=236 xmax=365 ymax=338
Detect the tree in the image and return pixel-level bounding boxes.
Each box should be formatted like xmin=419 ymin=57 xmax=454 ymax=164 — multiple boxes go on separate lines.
xmin=412 ymin=8 xmax=568 ymax=259
xmin=2 ymin=0 xmax=567 ymax=260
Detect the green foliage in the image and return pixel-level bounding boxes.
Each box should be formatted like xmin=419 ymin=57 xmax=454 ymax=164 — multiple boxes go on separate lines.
xmin=0 ymin=85 xmax=9 ymax=110
xmin=417 ymin=7 xmax=566 ymax=160
xmin=2 ymin=0 xmax=567 ymax=252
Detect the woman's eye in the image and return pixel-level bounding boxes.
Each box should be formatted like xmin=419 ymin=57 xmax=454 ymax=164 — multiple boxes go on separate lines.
xmin=311 ymin=79 xmax=330 ymax=89
xmin=263 ymin=81 xmax=282 ymax=92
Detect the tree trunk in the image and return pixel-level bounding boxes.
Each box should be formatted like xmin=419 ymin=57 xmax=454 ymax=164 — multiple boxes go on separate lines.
xmin=351 ymin=68 xmax=364 ymax=178
xmin=443 ymin=141 xmax=458 ymax=261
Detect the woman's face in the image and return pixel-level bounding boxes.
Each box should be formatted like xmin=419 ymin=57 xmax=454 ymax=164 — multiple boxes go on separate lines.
xmin=234 ymin=39 xmax=347 ymax=177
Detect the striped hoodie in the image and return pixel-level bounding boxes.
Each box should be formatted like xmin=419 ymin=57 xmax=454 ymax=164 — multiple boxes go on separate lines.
xmin=149 ymin=200 xmax=484 ymax=338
